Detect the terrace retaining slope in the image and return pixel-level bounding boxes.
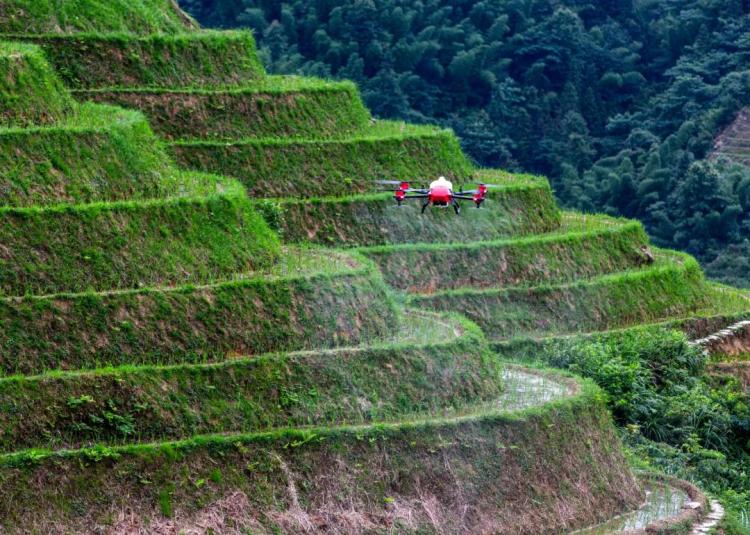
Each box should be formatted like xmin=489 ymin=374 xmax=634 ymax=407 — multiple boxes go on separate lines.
xmin=169 ymin=122 xmax=474 ymax=197
xmin=693 ymin=319 xmax=750 ymax=356
xmin=80 ymin=79 xmax=371 ymax=141
xmin=0 ymin=0 xmax=197 ymax=34
xmin=410 ymin=254 xmax=712 ymax=340
xmin=361 ymin=214 xmax=651 ymax=292
xmin=0 ymin=250 xmax=398 ymax=372
xmin=12 ymin=30 xmax=263 ymax=88
xmin=0 ymin=368 xmax=643 ymax=535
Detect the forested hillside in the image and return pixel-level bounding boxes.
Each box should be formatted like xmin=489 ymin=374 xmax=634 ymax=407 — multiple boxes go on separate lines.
xmin=179 ymin=0 xmax=750 ymax=288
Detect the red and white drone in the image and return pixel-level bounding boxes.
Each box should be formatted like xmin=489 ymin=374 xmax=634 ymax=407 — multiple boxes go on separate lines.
xmin=378 ymin=176 xmax=496 ymax=215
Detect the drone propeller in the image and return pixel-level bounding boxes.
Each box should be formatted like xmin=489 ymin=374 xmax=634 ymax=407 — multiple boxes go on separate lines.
xmin=374 ymin=180 xmax=430 ymax=188
xmin=374 ymin=179 xmax=426 ymax=192
xmin=459 ymin=182 xmax=501 ymax=192
xmin=482 ymin=183 xmax=502 ymax=194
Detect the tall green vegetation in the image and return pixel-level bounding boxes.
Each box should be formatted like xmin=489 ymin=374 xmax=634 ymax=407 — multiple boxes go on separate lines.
xmin=504 ymin=327 xmax=750 ymax=530
xmin=179 ymin=0 xmax=750 ymax=288
xmin=0 ymin=42 xmax=74 ymax=126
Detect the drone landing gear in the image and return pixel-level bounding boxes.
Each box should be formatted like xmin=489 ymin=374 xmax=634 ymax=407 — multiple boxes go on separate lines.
xmin=421 ymin=201 xmax=430 ymax=214
xmin=453 ymin=200 xmax=461 ymax=215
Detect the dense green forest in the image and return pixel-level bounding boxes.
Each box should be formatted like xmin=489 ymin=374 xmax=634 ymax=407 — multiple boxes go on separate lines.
xmin=179 ymin=0 xmax=750 ymax=288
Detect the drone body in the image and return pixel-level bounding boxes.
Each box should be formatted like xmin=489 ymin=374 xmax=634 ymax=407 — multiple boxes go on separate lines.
xmin=381 ymin=177 xmax=491 ymax=215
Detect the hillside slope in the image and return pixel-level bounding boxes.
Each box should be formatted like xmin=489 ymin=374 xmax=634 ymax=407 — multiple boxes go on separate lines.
xmin=0 ymin=1 xmax=748 ymax=533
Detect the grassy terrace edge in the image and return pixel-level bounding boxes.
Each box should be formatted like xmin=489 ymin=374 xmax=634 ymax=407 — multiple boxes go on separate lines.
xmin=0 ymin=251 xmax=399 ymax=373
xmin=259 ymin=171 xmax=562 ymax=246
xmin=0 ymin=103 xmax=176 ymax=206
xmin=490 ymin=287 xmax=750 ymax=359
xmin=78 ymin=76 xmax=372 ymax=141
xmin=0 ymin=174 xmax=280 ymax=296
xmin=7 ymin=30 xmax=264 ymax=89
xmin=0 ymin=42 xmax=75 ymax=127
xmin=410 ymin=252 xmax=714 ymax=339
xmin=360 ymin=213 xmax=651 ymax=292
xmin=0 ymin=0 xmax=196 ymax=34
xmin=169 ymin=121 xmax=474 ymax=197
xmin=0 ymin=370 xmax=643 ymax=535
xmin=0 ymin=313 xmax=502 ymax=451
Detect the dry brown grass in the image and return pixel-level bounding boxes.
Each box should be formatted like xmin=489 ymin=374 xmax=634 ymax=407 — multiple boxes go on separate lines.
xmin=108 ymin=492 xmax=267 ymax=535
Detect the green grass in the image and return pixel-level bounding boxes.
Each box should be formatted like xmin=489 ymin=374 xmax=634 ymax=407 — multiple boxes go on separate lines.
xmin=411 ymin=252 xmax=713 ymax=340
xmin=258 ymin=171 xmax=562 ymax=246
xmin=0 ymin=313 xmax=501 ymax=452
xmin=0 ymin=42 xmax=74 ymax=127
xmin=691 ymin=285 xmax=750 ymax=318
xmin=12 ymin=30 xmax=264 ymax=89
xmin=492 ymin=292 xmax=750 ymax=359
xmin=170 ymin=121 xmax=474 ymax=197
xmin=361 ymin=213 xmax=651 ymax=292
xmin=0 ymin=0 xmax=196 ymax=34
xmin=0 ymin=250 xmax=398 ymax=374
xmin=78 ymin=76 xmax=372 ymax=141
xmin=0 ymin=173 xmax=280 ymax=296
xmin=0 ymin=103 xmax=180 ymax=206
xmin=722 ymin=512 xmax=750 ymax=535
xmin=0 ymin=375 xmax=642 ymax=535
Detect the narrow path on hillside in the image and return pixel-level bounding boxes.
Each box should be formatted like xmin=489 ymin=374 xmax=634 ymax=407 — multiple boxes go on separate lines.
xmin=692 ymin=319 xmax=750 ymax=349
xmin=692 ymin=500 xmax=725 ymax=534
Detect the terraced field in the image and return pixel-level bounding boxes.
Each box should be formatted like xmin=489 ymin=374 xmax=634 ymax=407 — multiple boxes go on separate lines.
xmin=712 ymin=108 xmax=750 ymax=166
xmin=1 ymin=1 xmax=748 ymax=533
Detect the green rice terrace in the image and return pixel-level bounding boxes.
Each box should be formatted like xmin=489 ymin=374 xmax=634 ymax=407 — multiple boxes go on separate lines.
xmin=0 ymin=1 xmax=749 ymax=533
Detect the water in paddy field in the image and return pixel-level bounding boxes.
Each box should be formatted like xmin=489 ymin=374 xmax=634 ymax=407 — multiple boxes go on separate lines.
xmin=496 ymin=368 xmax=571 ymax=410
xmin=572 ymin=484 xmax=689 ymax=534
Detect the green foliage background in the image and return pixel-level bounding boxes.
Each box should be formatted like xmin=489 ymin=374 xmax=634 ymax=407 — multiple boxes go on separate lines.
xmin=178 ymin=0 xmax=750 ymax=288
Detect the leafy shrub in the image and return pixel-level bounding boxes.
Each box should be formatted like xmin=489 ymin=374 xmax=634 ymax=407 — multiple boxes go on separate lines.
xmin=549 ymin=329 xmax=750 ymax=449
xmin=541 ymin=327 xmax=750 ymax=525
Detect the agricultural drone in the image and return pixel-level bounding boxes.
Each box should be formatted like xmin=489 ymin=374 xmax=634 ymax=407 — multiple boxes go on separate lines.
xmin=378 ymin=176 xmax=497 ymax=215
